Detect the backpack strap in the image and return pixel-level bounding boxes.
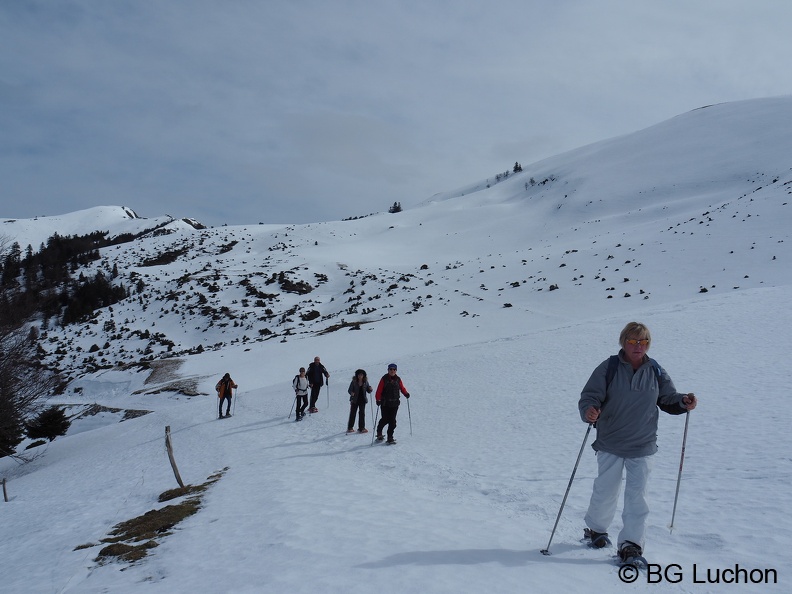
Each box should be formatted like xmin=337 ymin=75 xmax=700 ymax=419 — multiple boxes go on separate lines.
xmin=605 ymin=355 xmax=619 ymax=389
xmin=650 ymin=358 xmax=662 ymax=381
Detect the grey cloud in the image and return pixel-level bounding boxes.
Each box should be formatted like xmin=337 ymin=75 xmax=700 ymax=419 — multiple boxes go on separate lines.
xmin=2 ymin=0 xmax=792 ymax=226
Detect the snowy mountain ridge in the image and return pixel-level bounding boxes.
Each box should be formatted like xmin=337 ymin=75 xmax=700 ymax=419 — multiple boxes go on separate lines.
xmin=0 ymin=206 xmax=206 ymax=254
xmin=3 ymin=98 xmax=790 ymax=385
xmin=1 ymin=97 xmax=791 ymax=594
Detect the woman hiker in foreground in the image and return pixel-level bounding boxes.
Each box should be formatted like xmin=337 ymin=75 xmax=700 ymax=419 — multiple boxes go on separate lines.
xmin=578 ymin=322 xmax=697 ymax=563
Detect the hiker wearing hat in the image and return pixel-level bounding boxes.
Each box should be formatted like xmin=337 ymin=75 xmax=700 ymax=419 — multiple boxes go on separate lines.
xmin=347 ymin=369 xmax=373 ymax=433
xmin=215 ymin=373 xmax=238 ymax=419
xmin=374 ymin=363 xmax=410 ymax=444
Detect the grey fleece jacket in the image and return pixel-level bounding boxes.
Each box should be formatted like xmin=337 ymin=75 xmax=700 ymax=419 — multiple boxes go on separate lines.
xmin=578 ymin=351 xmax=688 ymax=458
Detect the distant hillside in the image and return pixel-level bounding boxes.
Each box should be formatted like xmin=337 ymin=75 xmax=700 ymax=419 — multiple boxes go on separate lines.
xmin=0 ymin=205 xmax=206 ymax=251
xmin=1 ymin=98 xmax=790 ymax=384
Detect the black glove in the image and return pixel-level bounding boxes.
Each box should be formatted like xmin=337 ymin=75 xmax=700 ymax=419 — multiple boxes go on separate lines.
xmin=405 ymin=393 xmax=410 ymax=399
xmin=376 ymin=401 xmax=380 ymax=407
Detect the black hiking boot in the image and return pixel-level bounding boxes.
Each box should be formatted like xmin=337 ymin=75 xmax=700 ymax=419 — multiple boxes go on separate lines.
xmin=584 ymin=528 xmax=611 ymax=549
xmin=618 ymin=541 xmax=643 ymax=562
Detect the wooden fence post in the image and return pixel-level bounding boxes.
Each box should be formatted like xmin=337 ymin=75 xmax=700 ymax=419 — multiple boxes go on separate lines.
xmin=165 ymin=426 xmax=185 ymax=488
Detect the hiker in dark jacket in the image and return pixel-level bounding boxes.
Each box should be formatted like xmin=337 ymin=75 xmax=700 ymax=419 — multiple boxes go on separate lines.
xmin=347 ymin=369 xmax=373 ymax=433
xmin=578 ymin=322 xmax=697 ymax=562
xmin=215 ymin=373 xmax=238 ymax=419
xmin=306 ymin=356 xmax=330 ymax=413
xmin=375 ymin=363 xmax=410 ymax=444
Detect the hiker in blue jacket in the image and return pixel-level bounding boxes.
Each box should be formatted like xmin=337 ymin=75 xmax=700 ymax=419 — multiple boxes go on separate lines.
xmin=578 ymin=322 xmax=697 ymax=562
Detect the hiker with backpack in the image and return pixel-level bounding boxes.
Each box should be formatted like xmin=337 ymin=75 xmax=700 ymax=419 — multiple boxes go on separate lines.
xmin=374 ymin=363 xmax=410 ymax=444
xmin=578 ymin=322 xmax=697 ymax=563
xmin=347 ymin=369 xmax=373 ymax=433
xmin=306 ymin=356 xmax=330 ymax=413
xmin=216 ymin=373 xmax=238 ymax=419
xmin=293 ymin=367 xmax=310 ymax=421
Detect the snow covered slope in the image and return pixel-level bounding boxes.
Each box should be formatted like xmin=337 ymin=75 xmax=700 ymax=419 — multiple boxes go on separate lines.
xmin=1 ymin=97 xmax=790 ymax=593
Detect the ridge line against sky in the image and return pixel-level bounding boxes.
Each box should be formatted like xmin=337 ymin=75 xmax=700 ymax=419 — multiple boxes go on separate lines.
xmin=2 ymin=0 xmax=792 ymax=227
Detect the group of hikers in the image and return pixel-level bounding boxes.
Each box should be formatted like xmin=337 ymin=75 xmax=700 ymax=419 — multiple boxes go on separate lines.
xmin=215 ymin=321 xmax=697 ymax=561
xmin=290 ymin=356 xmax=330 ymax=419
xmin=290 ymin=358 xmax=410 ymax=444
xmin=216 ymin=357 xmax=411 ymax=444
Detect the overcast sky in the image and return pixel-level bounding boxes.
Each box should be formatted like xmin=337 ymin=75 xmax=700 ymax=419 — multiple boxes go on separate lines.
xmin=2 ymin=0 xmax=791 ymax=227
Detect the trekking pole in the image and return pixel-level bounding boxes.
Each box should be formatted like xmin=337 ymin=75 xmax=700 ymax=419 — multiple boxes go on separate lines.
xmin=371 ymin=405 xmax=380 ymax=446
xmin=288 ymin=394 xmax=296 ymax=419
xmin=540 ymin=423 xmax=593 ymax=555
xmin=669 ymin=411 xmax=690 ymax=533
xmin=407 ymin=397 xmax=412 ymax=436
xmin=232 ymin=388 xmax=237 ymax=416
xmin=326 ymin=379 xmax=330 ymax=409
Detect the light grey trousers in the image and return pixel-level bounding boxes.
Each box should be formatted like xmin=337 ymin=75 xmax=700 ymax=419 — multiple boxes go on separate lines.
xmin=584 ymin=451 xmax=653 ymax=550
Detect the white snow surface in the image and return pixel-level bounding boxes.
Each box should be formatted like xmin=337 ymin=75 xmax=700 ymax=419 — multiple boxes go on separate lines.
xmin=1 ymin=98 xmax=791 ymax=593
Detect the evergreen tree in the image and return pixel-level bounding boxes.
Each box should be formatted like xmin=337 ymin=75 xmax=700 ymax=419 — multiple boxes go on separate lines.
xmin=26 ymin=406 xmax=71 ymax=442
xmin=1 ymin=241 xmax=21 ymax=287
xmin=0 ymin=396 xmax=24 ymax=458
xmin=0 ymin=317 xmax=60 ymax=458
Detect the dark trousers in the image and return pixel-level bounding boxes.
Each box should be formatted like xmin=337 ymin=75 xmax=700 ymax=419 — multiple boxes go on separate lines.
xmin=377 ymin=404 xmax=399 ymax=438
xmin=309 ymin=385 xmax=322 ymax=408
xmin=348 ymin=402 xmax=367 ymax=430
xmin=296 ymin=394 xmax=308 ymax=416
xmin=218 ymin=395 xmax=231 ymax=416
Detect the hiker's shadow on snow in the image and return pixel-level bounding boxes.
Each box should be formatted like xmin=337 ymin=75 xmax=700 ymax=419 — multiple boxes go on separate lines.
xmin=219 ymin=417 xmax=296 ymax=437
xmin=356 ymin=549 xmax=531 ymax=568
xmin=356 ymin=546 xmax=605 ymax=569
xmin=167 ymin=416 xmax=284 ymax=437
xmin=265 ymin=432 xmax=375 ymax=456
xmin=277 ymin=443 xmax=378 ymax=459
